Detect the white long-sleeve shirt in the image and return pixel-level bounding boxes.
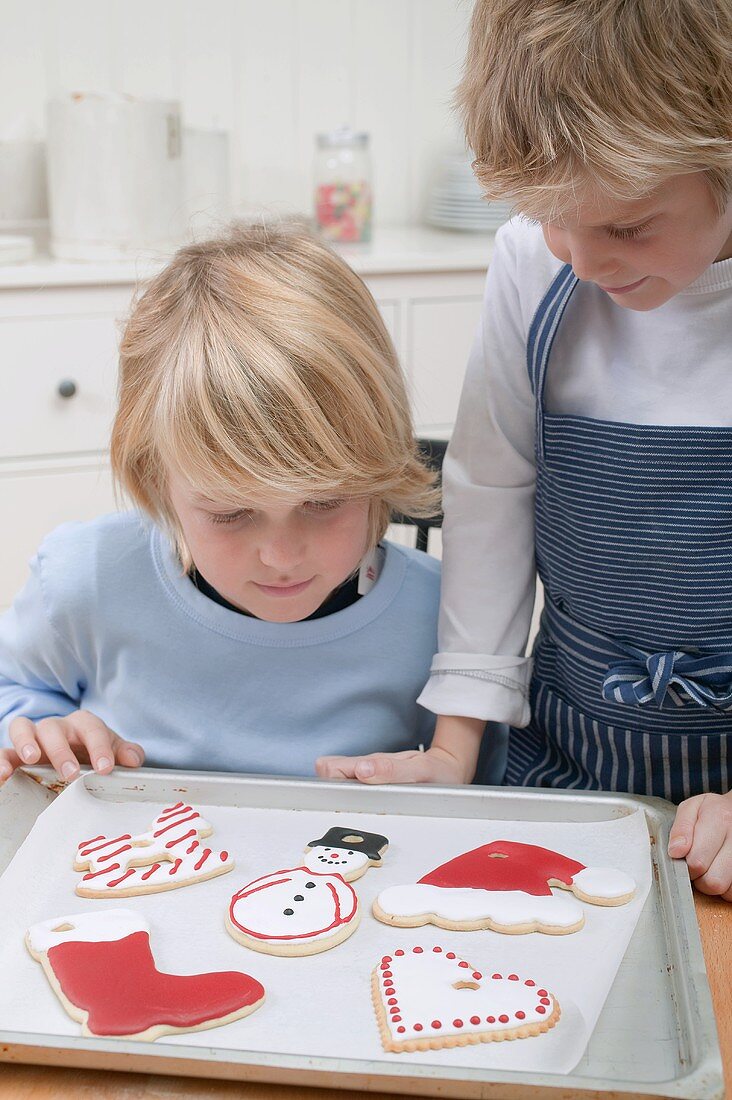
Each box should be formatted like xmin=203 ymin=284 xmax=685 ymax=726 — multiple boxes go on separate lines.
xmin=418 ymin=218 xmax=732 ymax=727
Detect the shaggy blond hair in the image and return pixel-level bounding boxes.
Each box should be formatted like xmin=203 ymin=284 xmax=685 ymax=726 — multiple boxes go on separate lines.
xmin=111 ymin=222 xmax=439 ymax=564
xmin=457 ymin=0 xmax=732 ymax=219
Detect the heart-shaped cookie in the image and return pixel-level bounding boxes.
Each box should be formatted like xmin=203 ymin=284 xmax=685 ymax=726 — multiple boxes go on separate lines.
xmin=372 ymin=946 xmax=560 ymax=1052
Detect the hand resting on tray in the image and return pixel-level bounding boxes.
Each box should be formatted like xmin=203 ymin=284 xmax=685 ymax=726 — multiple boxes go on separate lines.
xmin=0 ymin=710 xmax=144 ymax=783
xmin=669 ymin=791 xmax=732 ymax=902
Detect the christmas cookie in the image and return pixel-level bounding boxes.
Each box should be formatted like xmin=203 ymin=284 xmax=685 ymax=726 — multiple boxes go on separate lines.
xmin=373 ymin=840 xmax=636 ymax=935
xmin=73 ymin=801 xmax=234 ymax=898
xmin=26 ymin=910 xmax=265 ymax=1041
xmin=372 ymin=946 xmax=560 ymax=1052
xmin=302 ymin=827 xmax=389 ymax=882
xmin=226 ymin=867 xmax=359 ymax=956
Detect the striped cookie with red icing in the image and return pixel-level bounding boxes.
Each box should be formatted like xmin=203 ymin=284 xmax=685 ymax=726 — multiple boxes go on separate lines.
xmin=372 ymin=946 xmax=560 ymax=1052
xmin=74 ymin=801 xmax=234 ymax=898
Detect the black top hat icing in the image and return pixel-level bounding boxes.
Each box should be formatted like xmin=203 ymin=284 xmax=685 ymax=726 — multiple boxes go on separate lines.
xmin=307 ymin=827 xmax=389 ymax=863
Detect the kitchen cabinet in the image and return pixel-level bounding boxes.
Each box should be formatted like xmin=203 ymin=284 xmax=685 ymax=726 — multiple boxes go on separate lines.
xmin=0 ymin=226 xmax=493 ymax=608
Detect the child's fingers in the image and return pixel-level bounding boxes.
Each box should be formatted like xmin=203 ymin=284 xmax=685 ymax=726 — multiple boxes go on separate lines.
xmin=8 ymin=715 xmax=42 ymax=765
xmin=688 ymin=840 xmax=732 ymax=899
xmin=352 ymin=752 xmax=426 ymax=784
xmin=668 ymin=794 xmax=704 ymax=859
xmin=314 ymin=755 xmax=358 ymax=780
xmin=113 ymin=737 xmax=145 ymax=768
xmin=33 ymin=717 xmax=81 ymax=781
xmin=0 ymin=748 xmax=23 ymax=782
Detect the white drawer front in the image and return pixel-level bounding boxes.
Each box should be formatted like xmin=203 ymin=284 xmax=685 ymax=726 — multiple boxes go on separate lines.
xmin=408 ymin=296 xmax=483 ymax=431
xmin=0 ymin=461 xmax=118 ymax=608
xmin=0 ymin=315 xmax=119 ymax=460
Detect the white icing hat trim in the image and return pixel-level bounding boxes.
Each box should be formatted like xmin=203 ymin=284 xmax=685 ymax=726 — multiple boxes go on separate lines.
xmin=376 ymin=884 xmax=584 ymax=928
xmin=27 ymin=909 xmax=149 ymax=953
xmin=571 ymin=866 xmax=635 ymax=899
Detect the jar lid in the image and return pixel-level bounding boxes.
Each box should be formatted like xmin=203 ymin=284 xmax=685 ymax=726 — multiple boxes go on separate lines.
xmin=316 ymin=125 xmax=369 ymax=149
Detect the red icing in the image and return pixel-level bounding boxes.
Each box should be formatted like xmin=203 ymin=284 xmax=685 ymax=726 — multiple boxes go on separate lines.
xmin=540 ymin=997 xmax=551 ymax=1005
xmin=418 ymin=840 xmax=586 ymax=896
xmin=537 ymin=1006 xmax=546 ymax=1014
xmin=79 ymin=835 xmax=131 ymax=857
xmin=516 ymin=1011 xmax=526 ymax=1020
xmin=166 ymin=830 xmax=197 ymax=849
xmin=98 ymin=844 xmax=132 ymax=863
xmin=499 ymin=1014 xmax=509 ymax=1023
xmin=487 ymin=1016 xmax=495 ymax=1023
xmin=193 ymin=850 xmax=211 ymax=871
xmin=537 ymin=989 xmax=547 ymax=996
xmin=169 ymin=859 xmax=183 ymax=876
xmin=395 ymin=950 xmax=404 ymax=956
xmin=46 ymin=932 xmax=263 ymax=1036
xmin=413 ymin=1023 xmax=423 ymax=1031
xmin=141 ymin=863 xmax=162 ymax=881
xmin=470 ymin=1015 xmax=480 ymax=1025
xmin=431 ymin=1020 xmax=441 ymax=1029
xmin=82 ymin=865 xmax=119 ymax=881
xmin=229 ymin=870 xmax=357 ymax=941
xmin=508 ymin=974 xmax=519 ymax=980
xmin=453 ymin=1019 xmax=463 ymax=1027
xmin=472 ymin=972 xmax=482 ymax=980
xmin=153 ymin=812 xmax=200 ymax=839
xmin=397 ymin=1026 xmax=406 ymax=1033
xmin=220 ymin=851 xmax=229 ymax=862
xmin=106 ymin=869 xmax=135 ymax=889
xmin=187 ymin=842 xmax=199 ymax=854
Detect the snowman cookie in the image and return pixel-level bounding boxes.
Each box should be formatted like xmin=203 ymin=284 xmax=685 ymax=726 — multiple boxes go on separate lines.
xmin=226 ymin=826 xmax=388 ymax=956
xmin=373 ymin=840 xmax=635 ymax=935
xmin=372 ymin=946 xmax=560 ymax=1052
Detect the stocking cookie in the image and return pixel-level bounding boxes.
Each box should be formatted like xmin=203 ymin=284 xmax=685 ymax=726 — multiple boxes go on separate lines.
xmin=26 ymin=910 xmax=265 ymax=1040
xmin=226 ymin=867 xmax=359 ymax=956
xmin=372 ymin=946 xmax=560 ymax=1052
xmin=374 ymin=840 xmax=635 ymax=935
xmin=303 ymin=827 xmax=389 ymax=882
xmin=74 ymin=801 xmax=234 ymax=898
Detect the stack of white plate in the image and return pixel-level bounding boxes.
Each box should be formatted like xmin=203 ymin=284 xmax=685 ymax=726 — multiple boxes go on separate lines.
xmin=426 ymin=154 xmax=511 ymax=233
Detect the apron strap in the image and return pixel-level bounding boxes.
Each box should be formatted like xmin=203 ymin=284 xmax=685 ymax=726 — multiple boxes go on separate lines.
xmin=526 ymin=263 xmax=579 ymax=459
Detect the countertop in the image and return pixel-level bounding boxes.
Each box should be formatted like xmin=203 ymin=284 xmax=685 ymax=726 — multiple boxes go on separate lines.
xmin=0 ymin=226 xmax=497 ymax=289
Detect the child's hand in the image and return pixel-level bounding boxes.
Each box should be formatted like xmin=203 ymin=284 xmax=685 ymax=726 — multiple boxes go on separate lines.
xmin=668 ymin=792 xmax=732 ymax=901
xmin=0 ymin=711 xmax=144 ymax=784
xmin=315 ymin=744 xmax=473 ymax=786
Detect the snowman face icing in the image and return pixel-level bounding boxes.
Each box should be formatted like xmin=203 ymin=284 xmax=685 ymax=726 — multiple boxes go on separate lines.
xmin=303 ymin=846 xmax=370 ymax=876
xmin=228 ymin=868 xmax=358 ymax=944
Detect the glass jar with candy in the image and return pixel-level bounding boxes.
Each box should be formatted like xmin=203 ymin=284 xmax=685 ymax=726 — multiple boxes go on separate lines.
xmin=314 ymin=126 xmax=372 ymax=244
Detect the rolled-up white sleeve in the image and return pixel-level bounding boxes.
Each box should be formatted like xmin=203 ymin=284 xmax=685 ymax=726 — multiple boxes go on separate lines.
xmin=418 ymin=223 xmax=539 ymax=728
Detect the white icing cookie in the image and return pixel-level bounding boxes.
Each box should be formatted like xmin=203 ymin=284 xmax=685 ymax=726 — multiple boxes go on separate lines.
xmin=372 ymin=946 xmax=560 ymax=1052
xmin=74 ymin=801 xmax=234 ymax=897
xmin=27 ymin=909 xmax=265 ymax=1041
xmin=226 ymin=867 xmax=360 ymax=956
xmin=373 ymin=840 xmax=635 ymax=935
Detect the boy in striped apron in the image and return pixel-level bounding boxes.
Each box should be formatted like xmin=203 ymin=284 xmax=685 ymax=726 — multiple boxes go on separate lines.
xmin=318 ymin=0 xmax=732 ymax=903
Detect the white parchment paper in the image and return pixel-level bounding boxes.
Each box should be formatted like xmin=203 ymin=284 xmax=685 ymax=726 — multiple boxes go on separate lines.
xmin=0 ymin=778 xmax=651 ymax=1076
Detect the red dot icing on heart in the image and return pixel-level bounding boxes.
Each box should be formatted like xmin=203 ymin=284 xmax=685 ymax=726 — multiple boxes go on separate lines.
xmin=414 ymin=1023 xmax=423 ymax=1031
xmin=392 ymin=1015 xmax=402 ymax=1022
xmin=525 ymin=979 xmax=536 ymax=986
xmin=538 ymin=989 xmax=547 ymax=996
xmin=470 ymin=1016 xmax=481 ymax=1025
xmin=537 ymin=1006 xmax=546 ymax=1014
xmin=413 ymin=947 xmax=423 ymax=954
xmin=387 ymin=997 xmax=397 ymax=1005
xmin=395 ymin=950 xmax=404 ymax=956
xmin=446 ymin=952 xmax=456 ymax=959
xmin=397 ymin=1026 xmax=405 ymax=1033
xmin=499 ymin=1014 xmax=509 ymax=1023
xmin=516 ymin=1011 xmax=526 ymax=1020
xmin=433 ymin=946 xmax=442 ymax=953
xmin=509 ymin=974 xmax=519 ymax=980
xmin=487 ymin=1016 xmax=496 ymax=1023
xmin=492 ymin=973 xmax=502 ymax=979
xmin=382 ymin=970 xmax=392 ymax=978
xmin=453 ymin=1019 xmax=463 ymax=1027
xmin=472 ymin=971 xmax=482 ymax=980
xmin=458 ymin=961 xmax=469 ymax=968
xmin=540 ymin=997 xmax=551 ymax=1005
xmin=431 ymin=1020 xmax=441 ymax=1029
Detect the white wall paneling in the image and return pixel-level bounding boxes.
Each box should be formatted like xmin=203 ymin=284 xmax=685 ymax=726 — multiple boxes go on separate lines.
xmin=1 ymin=1 xmax=472 ymax=226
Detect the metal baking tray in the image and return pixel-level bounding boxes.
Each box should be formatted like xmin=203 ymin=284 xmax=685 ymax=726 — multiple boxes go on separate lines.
xmin=0 ymin=767 xmax=723 ymax=1099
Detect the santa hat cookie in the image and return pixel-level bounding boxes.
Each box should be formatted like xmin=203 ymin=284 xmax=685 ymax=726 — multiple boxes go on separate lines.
xmin=373 ymin=840 xmax=635 ymax=935
xmin=303 ymin=827 xmax=389 ymax=882
xmin=26 ymin=910 xmax=265 ymax=1041
xmin=73 ymin=802 xmax=234 ymax=898
xmin=372 ymin=946 xmax=560 ymax=1052
xmin=226 ymin=825 xmax=389 ymax=956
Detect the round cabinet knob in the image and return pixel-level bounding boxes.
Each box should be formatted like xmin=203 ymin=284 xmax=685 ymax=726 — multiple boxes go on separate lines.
xmin=57 ymin=379 xmax=78 ymax=399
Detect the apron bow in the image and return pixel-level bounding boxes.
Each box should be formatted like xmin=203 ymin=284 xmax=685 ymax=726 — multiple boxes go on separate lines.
xmin=602 ymin=646 xmax=732 ymax=710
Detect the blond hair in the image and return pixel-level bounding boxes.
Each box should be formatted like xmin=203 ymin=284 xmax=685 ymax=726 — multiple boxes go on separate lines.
xmin=457 ymin=0 xmax=732 ymax=218
xmin=111 ymin=222 xmax=439 ymax=565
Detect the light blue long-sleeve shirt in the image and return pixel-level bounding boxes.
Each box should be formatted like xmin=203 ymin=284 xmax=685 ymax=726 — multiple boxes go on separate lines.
xmin=0 ymin=512 xmax=442 ymax=776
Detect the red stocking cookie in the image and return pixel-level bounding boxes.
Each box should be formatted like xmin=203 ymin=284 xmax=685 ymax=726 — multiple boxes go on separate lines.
xmin=26 ymin=910 xmax=265 ymax=1040
xmin=373 ymin=840 xmax=636 ymax=935
xmin=372 ymin=946 xmax=560 ymax=1052
xmin=74 ymin=801 xmax=234 ymax=898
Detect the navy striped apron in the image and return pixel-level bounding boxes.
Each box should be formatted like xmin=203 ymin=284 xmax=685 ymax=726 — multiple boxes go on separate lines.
xmin=504 ymin=264 xmax=732 ymax=802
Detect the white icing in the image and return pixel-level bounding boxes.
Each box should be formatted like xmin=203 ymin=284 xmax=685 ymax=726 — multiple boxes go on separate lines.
xmin=74 ymin=802 xmax=234 ymax=896
xmin=571 ymin=866 xmax=635 ymax=899
xmin=376 ymin=949 xmax=555 ymax=1043
xmin=229 ymin=867 xmax=358 ymax=944
xmin=302 ymin=846 xmax=370 ymax=876
xmin=376 ymin=884 xmax=584 ymax=929
xmin=27 ymin=909 xmax=148 ymax=953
